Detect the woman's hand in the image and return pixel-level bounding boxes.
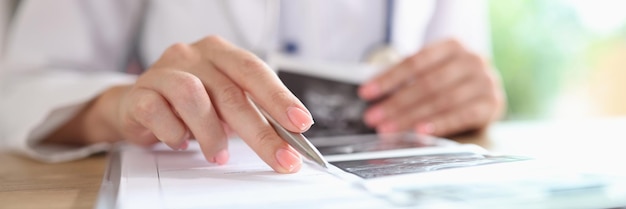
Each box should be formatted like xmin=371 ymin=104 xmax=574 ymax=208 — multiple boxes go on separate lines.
xmin=47 ymin=36 xmax=313 ymax=173
xmin=359 ymin=39 xmax=505 ymax=136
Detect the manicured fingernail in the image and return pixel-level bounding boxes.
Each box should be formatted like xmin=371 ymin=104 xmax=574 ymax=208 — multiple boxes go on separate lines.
xmin=365 ymin=107 xmax=385 ymax=126
xmin=178 ymin=140 xmax=189 ymax=151
xmin=377 ymin=122 xmax=397 ymax=133
xmin=416 ymin=123 xmax=434 ymax=134
xmin=287 ymin=107 xmax=313 ymax=131
xmin=275 ymin=148 xmax=302 ymax=173
xmin=213 ymin=149 xmax=229 ymax=165
xmin=359 ymin=83 xmax=381 ymax=99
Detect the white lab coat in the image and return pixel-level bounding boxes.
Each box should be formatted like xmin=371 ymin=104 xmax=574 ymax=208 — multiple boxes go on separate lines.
xmin=0 ymin=0 xmax=13 ymax=58
xmin=0 ymin=0 xmax=489 ymax=162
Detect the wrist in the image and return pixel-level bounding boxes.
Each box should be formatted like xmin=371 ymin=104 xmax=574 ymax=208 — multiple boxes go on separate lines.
xmin=43 ymin=85 xmax=131 ymax=145
xmin=83 ymin=85 xmax=131 ymax=144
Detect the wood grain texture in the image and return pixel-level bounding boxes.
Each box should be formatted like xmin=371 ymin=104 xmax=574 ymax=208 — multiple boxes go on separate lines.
xmin=0 ymin=153 xmax=105 ymax=209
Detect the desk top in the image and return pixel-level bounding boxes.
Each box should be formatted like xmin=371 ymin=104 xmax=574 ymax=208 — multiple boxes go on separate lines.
xmin=1 ymin=117 xmax=625 ymax=209
xmin=0 ymin=153 xmax=105 ymax=209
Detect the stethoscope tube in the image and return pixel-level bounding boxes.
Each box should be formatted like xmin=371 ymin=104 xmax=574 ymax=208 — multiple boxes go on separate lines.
xmin=362 ymin=0 xmax=400 ymax=64
xmin=384 ymin=0 xmax=395 ymax=46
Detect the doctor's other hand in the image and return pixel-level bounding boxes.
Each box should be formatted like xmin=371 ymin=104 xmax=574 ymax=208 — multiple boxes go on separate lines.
xmin=358 ymin=39 xmax=505 ymax=137
xmin=46 ymin=36 xmax=313 ymax=173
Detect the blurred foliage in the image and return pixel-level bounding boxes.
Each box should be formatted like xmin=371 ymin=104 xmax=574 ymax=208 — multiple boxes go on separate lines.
xmin=489 ymin=0 xmax=592 ymax=120
xmin=489 ymin=0 xmax=626 ymax=119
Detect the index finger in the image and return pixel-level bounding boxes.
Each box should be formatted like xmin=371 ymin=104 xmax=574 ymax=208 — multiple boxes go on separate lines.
xmin=359 ymin=39 xmax=464 ymax=101
xmin=192 ymin=36 xmax=314 ymax=134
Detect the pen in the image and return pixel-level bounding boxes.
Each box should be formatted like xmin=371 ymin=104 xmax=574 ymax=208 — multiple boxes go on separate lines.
xmin=252 ymin=100 xmax=329 ymax=169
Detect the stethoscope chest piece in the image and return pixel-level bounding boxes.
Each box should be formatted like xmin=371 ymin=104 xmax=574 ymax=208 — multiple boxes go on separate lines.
xmin=365 ymin=0 xmax=401 ymax=66
xmin=366 ymin=44 xmax=402 ymax=66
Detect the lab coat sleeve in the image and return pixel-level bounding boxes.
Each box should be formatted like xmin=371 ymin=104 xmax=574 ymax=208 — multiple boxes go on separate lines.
xmin=0 ymin=0 xmax=144 ymax=163
xmin=423 ymin=0 xmax=492 ymax=57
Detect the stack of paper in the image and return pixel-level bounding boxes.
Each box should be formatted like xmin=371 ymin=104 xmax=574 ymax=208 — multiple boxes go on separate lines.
xmin=105 ymin=134 xmax=626 ymax=209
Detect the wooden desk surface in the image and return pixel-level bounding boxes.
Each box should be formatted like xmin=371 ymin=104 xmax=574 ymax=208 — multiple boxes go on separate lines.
xmin=0 ymin=153 xmax=106 ymax=209
xmin=1 ymin=117 xmax=625 ymax=209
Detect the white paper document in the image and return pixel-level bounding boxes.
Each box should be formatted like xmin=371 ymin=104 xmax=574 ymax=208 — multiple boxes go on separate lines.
xmin=116 ymin=139 xmax=389 ymax=209
xmin=110 ymin=135 xmax=626 ymax=209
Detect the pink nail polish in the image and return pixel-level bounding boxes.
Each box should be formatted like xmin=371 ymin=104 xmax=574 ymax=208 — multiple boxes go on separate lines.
xmin=275 ymin=148 xmax=302 ymax=173
xmin=416 ymin=123 xmax=434 ymax=134
xmin=377 ymin=122 xmax=397 ymax=133
xmin=365 ymin=107 xmax=385 ymax=125
xmin=359 ymin=83 xmax=381 ymax=99
xmin=178 ymin=140 xmax=189 ymax=151
xmin=213 ymin=149 xmax=229 ymax=165
xmin=287 ymin=107 xmax=313 ymax=131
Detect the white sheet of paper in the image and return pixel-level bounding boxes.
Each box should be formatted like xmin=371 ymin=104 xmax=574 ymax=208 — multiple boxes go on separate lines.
xmin=115 ymin=139 xmax=392 ymax=209
xmin=113 ymin=137 xmax=626 ymax=209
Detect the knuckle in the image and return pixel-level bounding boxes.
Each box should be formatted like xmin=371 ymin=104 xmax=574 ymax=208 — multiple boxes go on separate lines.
xmin=193 ymin=35 xmax=229 ymax=54
xmin=163 ymin=43 xmax=198 ymax=62
xmin=237 ymin=56 xmax=272 ymax=83
xmin=165 ymin=42 xmax=190 ymax=54
xmin=240 ymin=55 xmax=268 ymax=74
xmin=218 ymin=85 xmax=247 ymax=108
xmin=446 ymin=38 xmax=464 ymax=50
xmin=133 ymin=95 xmax=160 ymax=124
xmin=171 ymin=72 xmax=205 ymax=98
xmin=254 ymin=128 xmax=278 ymax=147
xmin=464 ymin=52 xmax=487 ymax=70
xmin=199 ymin=35 xmax=226 ymax=46
xmin=270 ymin=90 xmax=297 ymax=106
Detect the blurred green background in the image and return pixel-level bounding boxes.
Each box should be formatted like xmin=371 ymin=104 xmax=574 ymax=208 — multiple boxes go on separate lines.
xmin=490 ymin=0 xmax=626 ymax=120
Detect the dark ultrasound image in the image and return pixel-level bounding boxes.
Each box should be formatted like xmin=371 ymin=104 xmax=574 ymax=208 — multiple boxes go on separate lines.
xmin=331 ymin=153 xmax=531 ymax=179
xmin=312 ymin=133 xmax=441 ymax=155
xmin=278 ymin=71 xmax=376 ymax=137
